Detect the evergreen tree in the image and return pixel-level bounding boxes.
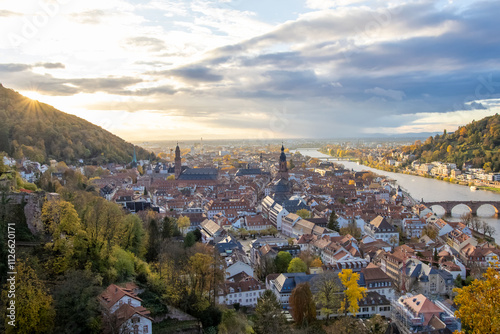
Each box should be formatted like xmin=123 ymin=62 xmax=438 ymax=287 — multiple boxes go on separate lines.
xmin=254 ymin=290 xmax=287 ymax=334
xmin=328 ymin=210 xmax=339 ymax=232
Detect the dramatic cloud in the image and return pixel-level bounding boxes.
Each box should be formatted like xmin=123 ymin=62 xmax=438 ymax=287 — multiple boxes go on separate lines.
xmin=1 ymin=0 xmax=500 ymax=140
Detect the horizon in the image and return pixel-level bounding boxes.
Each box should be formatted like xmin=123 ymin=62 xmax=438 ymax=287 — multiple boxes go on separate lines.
xmin=2 ymin=0 xmax=500 ymax=141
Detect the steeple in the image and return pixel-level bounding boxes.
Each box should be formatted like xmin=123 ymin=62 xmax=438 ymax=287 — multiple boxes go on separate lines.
xmin=277 ymin=143 xmax=288 ymax=180
xmin=174 ymin=142 xmax=181 ymax=179
xmin=131 ymin=146 xmax=138 ymax=168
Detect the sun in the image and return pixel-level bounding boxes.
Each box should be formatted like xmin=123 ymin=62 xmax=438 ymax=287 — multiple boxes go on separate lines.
xmin=20 ymin=90 xmax=45 ymax=102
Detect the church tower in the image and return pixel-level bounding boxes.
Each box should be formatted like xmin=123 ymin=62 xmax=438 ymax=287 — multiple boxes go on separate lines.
xmin=277 ymin=144 xmax=288 ymax=180
xmin=131 ymin=146 xmax=138 ymax=168
xmin=174 ymin=143 xmax=182 ymax=179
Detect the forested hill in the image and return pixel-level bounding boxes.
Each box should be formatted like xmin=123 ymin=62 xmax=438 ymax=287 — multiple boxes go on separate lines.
xmin=0 ymin=84 xmax=154 ymax=164
xmin=401 ymin=114 xmax=500 ymax=172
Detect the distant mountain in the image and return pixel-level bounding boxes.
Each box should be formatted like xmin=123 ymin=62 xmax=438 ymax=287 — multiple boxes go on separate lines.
xmin=401 ymin=114 xmax=500 ymax=172
xmin=0 ymin=84 xmax=154 ymax=164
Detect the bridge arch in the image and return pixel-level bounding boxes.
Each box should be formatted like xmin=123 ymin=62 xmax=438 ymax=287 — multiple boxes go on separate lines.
xmin=449 ymin=203 xmax=473 ymax=216
xmin=428 ymin=204 xmax=448 ymax=216
xmin=476 ymin=203 xmax=499 ymax=216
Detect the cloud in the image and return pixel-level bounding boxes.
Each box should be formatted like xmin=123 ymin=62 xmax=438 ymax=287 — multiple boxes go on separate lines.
xmin=35 ymin=62 xmax=66 ymax=69
xmin=0 ymin=10 xmax=22 ymax=17
xmin=306 ymin=0 xmax=365 ymax=10
xmin=365 ymin=87 xmax=406 ymax=101
xmin=69 ymin=10 xmax=109 ymax=24
xmin=0 ymin=63 xmax=31 ymax=72
xmin=159 ymin=66 xmax=224 ymax=83
xmin=125 ymin=36 xmax=166 ymax=52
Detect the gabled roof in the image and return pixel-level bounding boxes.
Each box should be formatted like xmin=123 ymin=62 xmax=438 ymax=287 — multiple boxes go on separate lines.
xmin=201 ymin=219 xmax=223 ymax=236
xmin=369 ymin=216 xmax=396 ymax=232
xmin=402 ymin=294 xmax=443 ymax=325
xmin=114 ymin=303 xmax=153 ymax=326
xmin=99 ymin=284 xmax=142 ymax=310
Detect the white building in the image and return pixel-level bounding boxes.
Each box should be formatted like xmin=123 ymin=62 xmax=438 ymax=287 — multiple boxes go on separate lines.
xmin=364 ymin=216 xmax=399 ymax=246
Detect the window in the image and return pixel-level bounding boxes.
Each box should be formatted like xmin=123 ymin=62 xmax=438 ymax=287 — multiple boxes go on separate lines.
xmin=143 ymin=325 xmax=149 ymax=333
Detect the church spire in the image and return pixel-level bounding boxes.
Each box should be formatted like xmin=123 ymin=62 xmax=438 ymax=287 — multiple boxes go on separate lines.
xmin=174 ymin=142 xmax=181 ymax=179
xmin=278 ymin=143 xmax=288 ymax=180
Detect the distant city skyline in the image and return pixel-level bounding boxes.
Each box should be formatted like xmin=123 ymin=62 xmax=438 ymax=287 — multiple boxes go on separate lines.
xmin=1 ymin=0 xmax=499 ymax=141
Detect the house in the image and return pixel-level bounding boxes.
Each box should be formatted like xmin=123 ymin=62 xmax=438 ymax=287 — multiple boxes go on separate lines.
xmin=261 ymin=196 xmax=289 ymax=230
xmin=269 ymin=272 xmax=316 ymax=309
xmin=364 ymin=216 xmax=399 ymax=246
xmin=224 ymin=249 xmax=254 ymax=278
xmin=99 ymin=284 xmax=153 ymax=334
xmin=404 ymin=259 xmax=454 ymax=297
xmin=200 ymin=219 xmax=226 ymax=243
xmin=391 ymin=294 xmax=460 ymax=333
xmin=359 ymin=263 xmax=394 ymax=300
xmin=218 ymin=272 xmax=266 ymax=307
xmin=431 ymin=219 xmax=453 ymax=237
xmin=403 ymin=217 xmax=426 ymax=239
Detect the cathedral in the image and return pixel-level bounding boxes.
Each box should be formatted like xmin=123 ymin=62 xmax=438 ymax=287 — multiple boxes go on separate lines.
xmin=174 ymin=143 xmax=218 ymax=182
xmin=268 ymin=144 xmax=309 ymax=213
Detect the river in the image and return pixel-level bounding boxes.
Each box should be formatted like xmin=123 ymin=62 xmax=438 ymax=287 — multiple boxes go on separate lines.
xmin=293 ymin=148 xmax=500 ymax=242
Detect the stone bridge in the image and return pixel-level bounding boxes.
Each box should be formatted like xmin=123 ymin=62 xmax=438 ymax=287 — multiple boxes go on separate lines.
xmin=422 ymin=201 xmax=500 ymax=216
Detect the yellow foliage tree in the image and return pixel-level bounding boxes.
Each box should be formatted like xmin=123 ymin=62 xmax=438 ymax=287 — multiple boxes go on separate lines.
xmin=338 ymin=269 xmax=367 ymax=316
xmin=177 ymin=215 xmax=191 ymax=235
xmin=454 ymin=266 xmax=500 ymax=334
xmin=2 ymin=260 xmax=55 ymax=333
xmin=310 ymin=258 xmax=323 ymax=268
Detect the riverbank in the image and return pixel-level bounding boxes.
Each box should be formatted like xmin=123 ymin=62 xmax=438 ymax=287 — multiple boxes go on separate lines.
xmin=319 ymin=149 xmax=500 ymax=195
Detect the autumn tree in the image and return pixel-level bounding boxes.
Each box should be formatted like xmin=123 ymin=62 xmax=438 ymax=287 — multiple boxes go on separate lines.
xmin=338 ymin=269 xmax=367 ymax=316
xmin=288 ymin=258 xmax=307 ymax=273
xmin=296 ymin=209 xmax=311 ymax=219
xmin=187 ymin=253 xmax=213 ymax=298
xmin=254 ymin=290 xmax=287 ymax=334
xmin=312 ymin=272 xmax=341 ymax=321
xmin=310 ymin=258 xmax=322 ymax=268
xmin=41 ymin=199 xmax=88 ymax=274
xmin=275 ymin=251 xmax=292 ymax=273
xmin=1 ymin=260 xmax=55 ymax=334
xmin=454 ymin=266 xmax=500 ymax=333
xmin=218 ymin=309 xmax=254 ymax=334
xmin=289 ymin=282 xmax=316 ymax=327
xmin=177 ymin=215 xmax=191 ymax=235
xmin=421 ymin=225 xmax=438 ymax=240
xmin=365 ymin=314 xmax=388 ymax=334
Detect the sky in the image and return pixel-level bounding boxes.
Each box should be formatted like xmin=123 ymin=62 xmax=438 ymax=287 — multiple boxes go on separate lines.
xmin=1 ymin=0 xmax=500 ymax=142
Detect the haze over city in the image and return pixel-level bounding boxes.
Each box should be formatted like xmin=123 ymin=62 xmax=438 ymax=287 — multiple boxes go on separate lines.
xmin=1 ymin=0 xmax=500 ymax=141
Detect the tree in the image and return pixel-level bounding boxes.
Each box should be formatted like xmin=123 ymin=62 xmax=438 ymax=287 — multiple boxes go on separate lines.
xmin=218 ymin=309 xmax=254 ymax=334
xmin=310 ymin=258 xmax=322 ymax=268
xmin=52 ymin=270 xmax=102 ymax=334
xmin=296 ymin=209 xmax=311 ymax=219
xmin=365 ymin=314 xmax=388 ymax=334
xmin=289 ymin=282 xmax=316 ymax=327
xmin=254 ymin=290 xmax=287 ymax=334
xmin=177 ymin=215 xmax=191 ymax=235
xmin=313 ymin=272 xmax=341 ymax=321
xmin=41 ymin=199 xmax=88 ymax=274
xmin=324 ymin=317 xmax=366 ymax=334
xmin=275 ymin=251 xmax=292 ymax=273
xmin=421 ymin=226 xmax=438 ymax=240
xmin=454 ymin=267 xmax=500 ymax=333
xmin=327 ymin=210 xmax=339 ymax=232
xmin=288 ymin=258 xmax=307 ymax=273
xmin=338 ymin=269 xmax=367 ymax=317
xmin=184 ymin=232 xmax=196 ymax=248
xmin=1 ymin=260 xmax=55 ymax=333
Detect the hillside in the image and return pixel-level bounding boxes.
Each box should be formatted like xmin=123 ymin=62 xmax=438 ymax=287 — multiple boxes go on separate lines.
xmin=0 ymin=84 xmax=154 ymax=164
xmin=401 ymin=114 xmax=500 ymax=172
